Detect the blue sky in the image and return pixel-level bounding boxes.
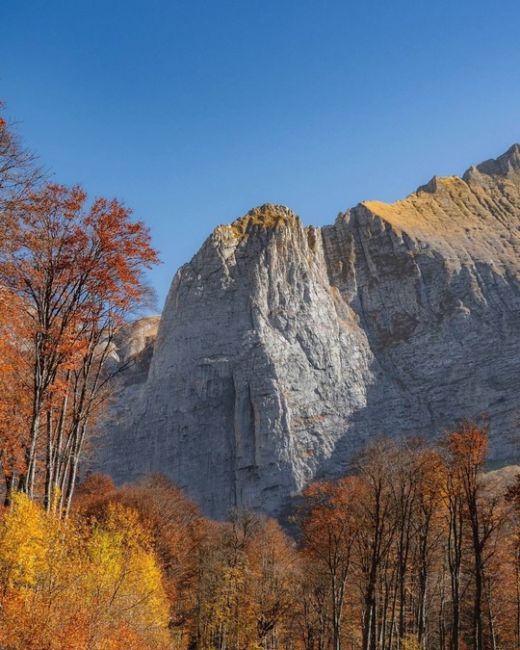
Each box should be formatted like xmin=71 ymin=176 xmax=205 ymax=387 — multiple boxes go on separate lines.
xmin=2 ymin=0 xmax=520 ymax=309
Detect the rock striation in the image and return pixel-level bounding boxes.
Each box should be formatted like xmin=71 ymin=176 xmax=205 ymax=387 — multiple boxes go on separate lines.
xmin=99 ymin=145 xmax=520 ymax=519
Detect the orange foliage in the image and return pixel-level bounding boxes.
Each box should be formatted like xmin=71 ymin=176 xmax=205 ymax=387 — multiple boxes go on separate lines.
xmin=0 ymin=178 xmax=159 ymax=509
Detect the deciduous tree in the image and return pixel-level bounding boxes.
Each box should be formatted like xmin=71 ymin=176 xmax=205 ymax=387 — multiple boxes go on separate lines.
xmin=0 ymin=183 xmax=158 ymax=509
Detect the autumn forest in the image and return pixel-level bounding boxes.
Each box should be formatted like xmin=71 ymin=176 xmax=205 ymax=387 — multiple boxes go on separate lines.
xmin=0 ymin=107 xmax=519 ymax=650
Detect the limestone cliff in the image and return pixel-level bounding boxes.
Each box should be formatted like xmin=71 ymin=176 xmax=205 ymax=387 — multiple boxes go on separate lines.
xmin=99 ymin=145 xmax=520 ymax=518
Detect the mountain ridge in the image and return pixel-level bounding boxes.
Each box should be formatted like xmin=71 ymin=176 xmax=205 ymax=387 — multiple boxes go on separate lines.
xmin=99 ymin=145 xmax=520 ymax=518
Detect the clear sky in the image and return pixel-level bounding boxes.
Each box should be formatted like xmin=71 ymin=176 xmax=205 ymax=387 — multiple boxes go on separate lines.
xmin=2 ymin=0 xmax=520 ymax=309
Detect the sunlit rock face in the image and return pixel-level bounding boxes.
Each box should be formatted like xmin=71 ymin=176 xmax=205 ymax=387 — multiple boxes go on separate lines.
xmin=99 ymin=145 xmax=520 ymax=519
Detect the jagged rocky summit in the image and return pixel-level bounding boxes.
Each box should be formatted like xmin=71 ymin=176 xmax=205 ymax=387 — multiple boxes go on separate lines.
xmin=100 ymin=145 xmax=520 ymax=519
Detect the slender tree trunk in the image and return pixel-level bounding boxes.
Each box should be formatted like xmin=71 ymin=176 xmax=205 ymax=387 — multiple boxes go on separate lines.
xmin=466 ymin=471 xmax=484 ymax=650
xmin=447 ymin=495 xmax=463 ymax=650
xmin=388 ymin=582 xmax=398 ymax=650
xmin=331 ymin=576 xmax=343 ymax=650
xmin=3 ymin=471 xmax=15 ymax=507
xmin=473 ymin=551 xmax=484 ymax=650
xmin=64 ymin=418 xmax=88 ymax=517
xmin=379 ymin=574 xmax=391 ymax=650
xmin=51 ymin=376 xmax=69 ymax=513
xmin=23 ymin=335 xmax=45 ymax=498
xmin=24 ymin=398 xmax=41 ymax=497
xmin=485 ymin=579 xmax=497 ymax=650
xmin=417 ymin=561 xmax=427 ymax=648
xmin=362 ymin=586 xmax=376 ymax=650
xmin=439 ymin=574 xmax=447 ymax=650
xmin=450 ymin=569 xmax=460 ymax=650
xmin=44 ymin=408 xmax=54 ymax=511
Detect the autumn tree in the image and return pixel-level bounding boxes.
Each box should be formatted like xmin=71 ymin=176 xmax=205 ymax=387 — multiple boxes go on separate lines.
xmin=445 ymin=422 xmax=500 ymax=650
xmin=301 ymin=477 xmax=361 ymax=650
xmin=0 ymin=492 xmax=171 ymax=650
xmin=247 ymin=518 xmax=300 ymax=648
xmin=181 ymin=509 xmax=300 ymax=650
xmin=0 ymin=182 xmax=158 ymax=510
xmin=410 ymin=448 xmax=446 ymax=649
xmin=353 ymin=441 xmax=399 ymax=650
xmin=0 ymin=288 xmax=32 ymax=503
xmin=505 ymin=474 xmax=520 ymax=649
xmin=76 ymin=472 xmax=205 ymax=647
xmin=296 ymin=555 xmax=330 ymax=650
xmin=0 ymin=104 xmax=40 ymax=502
xmin=0 ymin=101 xmax=40 ymax=210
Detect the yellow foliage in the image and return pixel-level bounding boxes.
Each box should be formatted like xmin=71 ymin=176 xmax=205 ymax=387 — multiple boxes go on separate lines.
xmin=0 ymin=491 xmax=48 ymax=589
xmin=401 ymin=635 xmax=421 ymax=650
xmin=86 ymin=505 xmax=170 ymax=632
xmin=0 ymin=494 xmax=170 ymax=650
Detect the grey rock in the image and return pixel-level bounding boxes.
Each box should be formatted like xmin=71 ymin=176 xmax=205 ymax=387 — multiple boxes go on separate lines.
xmin=99 ymin=146 xmax=520 ymax=519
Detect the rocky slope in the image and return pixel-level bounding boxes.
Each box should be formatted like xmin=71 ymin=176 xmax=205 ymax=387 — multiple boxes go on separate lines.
xmin=99 ymin=145 xmax=520 ymax=518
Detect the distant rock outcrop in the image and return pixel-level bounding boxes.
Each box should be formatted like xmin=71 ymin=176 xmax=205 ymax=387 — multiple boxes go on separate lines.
xmin=99 ymin=146 xmax=520 ymax=519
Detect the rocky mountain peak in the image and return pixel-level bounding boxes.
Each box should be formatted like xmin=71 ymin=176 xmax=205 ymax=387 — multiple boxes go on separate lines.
xmin=415 ymin=174 xmax=463 ymax=195
xmin=463 ymin=143 xmax=520 ymax=183
xmin=100 ymin=145 xmax=520 ymax=519
xmin=216 ymin=203 xmax=300 ymax=241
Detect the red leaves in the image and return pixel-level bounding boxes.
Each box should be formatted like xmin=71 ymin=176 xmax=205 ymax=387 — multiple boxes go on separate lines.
xmin=445 ymin=422 xmax=488 ymax=470
xmin=2 ymin=178 xmax=159 ymax=341
xmin=0 ymin=180 xmax=159 ymax=505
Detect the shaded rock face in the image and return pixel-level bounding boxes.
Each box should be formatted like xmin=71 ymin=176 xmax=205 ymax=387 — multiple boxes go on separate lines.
xmin=108 ymin=316 xmax=161 ymax=387
xmin=101 ymin=315 xmax=160 ymax=453
xmin=100 ymin=146 xmax=520 ymax=519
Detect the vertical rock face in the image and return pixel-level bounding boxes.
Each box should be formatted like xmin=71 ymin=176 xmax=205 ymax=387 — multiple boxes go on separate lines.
xmin=100 ymin=146 xmax=520 ymax=519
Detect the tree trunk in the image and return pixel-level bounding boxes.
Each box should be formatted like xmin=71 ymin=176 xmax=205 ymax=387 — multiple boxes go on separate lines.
xmin=3 ymin=471 xmax=14 ymax=507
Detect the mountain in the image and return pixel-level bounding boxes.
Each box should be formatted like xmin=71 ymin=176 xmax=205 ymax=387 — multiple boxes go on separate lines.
xmin=99 ymin=145 xmax=520 ymax=519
